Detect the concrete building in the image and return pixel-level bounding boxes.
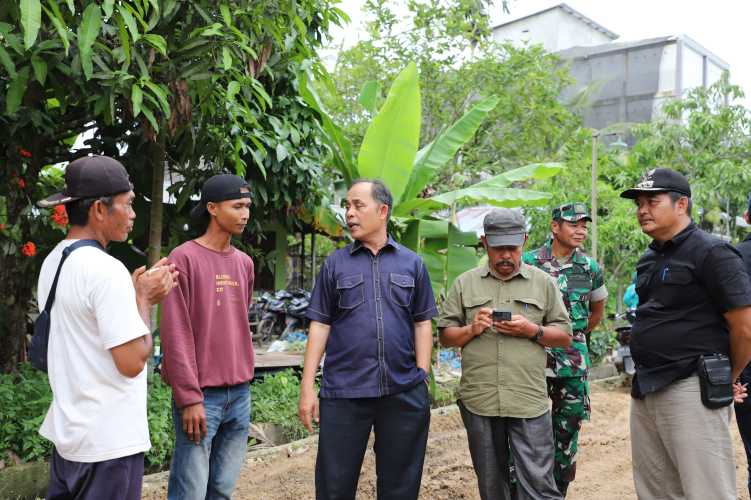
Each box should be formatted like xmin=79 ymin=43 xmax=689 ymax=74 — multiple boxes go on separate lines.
xmin=492 ymin=3 xmax=617 ymax=53
xmin=558 ymin=35 xmax=729 ymax=130
xmin=491 ymin=3 xmax=729 ymax=130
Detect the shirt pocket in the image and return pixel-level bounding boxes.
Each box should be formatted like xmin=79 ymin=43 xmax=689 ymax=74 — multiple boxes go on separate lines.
xmin=337 ymin=273 xmax=365 ymax=310
xmin=389 ymin=273 xmax=415 ymax=307
xmin=463 ymin=296 xmax=492 ymax=324
xmin=514 ymin=297 xmax=545 ymax=324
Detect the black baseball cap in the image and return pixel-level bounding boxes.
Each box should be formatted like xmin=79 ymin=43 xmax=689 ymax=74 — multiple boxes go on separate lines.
xmin=37 ymin=156 xmax=132 ymax=208
xmin=620 ymin=168 xmax=691 ymax=199
xmin=190 ymin=174 xmax=251 ymax=220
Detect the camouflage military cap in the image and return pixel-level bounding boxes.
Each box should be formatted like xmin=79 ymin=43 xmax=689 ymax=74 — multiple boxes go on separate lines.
xmin=551 ymin=202 xmax=591 ymax=222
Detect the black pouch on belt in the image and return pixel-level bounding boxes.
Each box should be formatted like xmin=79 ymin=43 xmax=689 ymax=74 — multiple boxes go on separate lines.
xmin=697 ymin=353 xmax=733 ymax=409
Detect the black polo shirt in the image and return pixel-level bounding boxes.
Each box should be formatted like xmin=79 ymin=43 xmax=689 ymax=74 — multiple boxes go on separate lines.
xmin=631 ymin=222 xmax=751 ymax=398
xmin=736 ymin=233 xmax=751 ymax=410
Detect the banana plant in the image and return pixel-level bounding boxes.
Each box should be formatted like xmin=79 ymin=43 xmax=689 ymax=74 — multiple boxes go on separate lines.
xmin=302 ymin=62 xmax=564 ymax=296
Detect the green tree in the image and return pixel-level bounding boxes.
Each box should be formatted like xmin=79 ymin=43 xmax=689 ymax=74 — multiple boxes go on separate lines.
xmin=324 ymin=0 xmax=578 ymax=188
xmin=0 ymin=0 xmax=345 ymax=372
xmin=630 ymin=73 xmax=751 ymax=238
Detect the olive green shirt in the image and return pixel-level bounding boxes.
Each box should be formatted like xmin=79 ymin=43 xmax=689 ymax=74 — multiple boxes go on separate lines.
xmin=438 ymin=263 xmax=572 ymax=418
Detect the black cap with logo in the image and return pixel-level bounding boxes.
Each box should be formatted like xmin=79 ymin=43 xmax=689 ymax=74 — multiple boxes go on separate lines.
xmin=620 ymin=168 xmax=691 ymax=199
xmin=190 ymin=174 xmax=251 ymax=220
xmin=37 ymin=156 xmax=132 ymax=208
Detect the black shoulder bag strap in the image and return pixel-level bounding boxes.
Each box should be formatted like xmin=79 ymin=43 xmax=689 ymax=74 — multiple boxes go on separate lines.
xmin=30 ymin=239 xmax=105 ymax=372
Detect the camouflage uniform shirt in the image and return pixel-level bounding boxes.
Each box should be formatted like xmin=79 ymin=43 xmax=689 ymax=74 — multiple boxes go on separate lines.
xmin=523 ymin=241 xmax=607 ymax=377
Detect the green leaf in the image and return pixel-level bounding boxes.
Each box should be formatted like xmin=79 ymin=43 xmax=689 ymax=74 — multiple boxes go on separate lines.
xmin=400 ymin=96 xmax=499 ymax=204
xmin=77 ymin=4 xmax=102 ymax=80
xmin=357 ymin=80 xmax=380 ymax=114
xmin=42 ymin=3 xmax=70 ymax=56
xmin=6 ymin=66 xmax=31 ymax=115
xmin=141 ymin=105 xmax=159 ymax=133
xmin=276 ymin=143 xmax=289 ymax=162
xmin=220 ymin=4 xmax=232 ymax=26
xmin=143 ymin=81 xmax=170 ymax=116
xmin=477 ymin=162 xmax=565 ymax=187
xmin=394 ymin=186 xmax=554 ymax=218
xmin=447 ymin=223 xmax=479 ymax=289
xmin=358 ymin=62 xmax=421 ymax=204
xmin=298 ymin=71 xmax=357 ymax=183
xmin=102 ymin=0 xmax=114 ymax=19
xmin=21 ymin=0 xmax=42 ymax=50
xmin=30 ymin=55 xmax=47 ymax=84
xmin=115 ymin=11 xmax=131 ymax=66
xmin=227 ymin=81 xmax=240 ymax=101
xmin=222 ymin=46 xmax=232 ymax=71
xmin=142 ymin=33 xmax=167 ymax=56
xmin=65 ymin=0 xmax=74 ymax=14
xmin=0 ymin=45 xmax=16 ymax=78
xmin=118 ymin=7 xmax=139 ymax=42
xmin=131 ymin=84 xmax=143 ymax=117
xmin=146 ymin=0 xmax=160 ymax=16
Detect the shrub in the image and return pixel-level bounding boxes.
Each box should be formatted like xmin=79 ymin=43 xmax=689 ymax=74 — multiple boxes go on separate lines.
xmin=251 ymin=370 xmax=310 ymax=442
xmin=0 ymin=364 xmax=174 ymax=470
xmin=0 ymin=364 xmax=53 ymax=463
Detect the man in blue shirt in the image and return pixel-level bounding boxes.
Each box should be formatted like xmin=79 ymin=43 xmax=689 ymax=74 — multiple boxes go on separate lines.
xmin=298 ymin=179 xmax=438 ymax=500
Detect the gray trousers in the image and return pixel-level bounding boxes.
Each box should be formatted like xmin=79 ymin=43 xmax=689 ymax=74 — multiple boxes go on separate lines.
xmin=630 ymin=376 xmax=736 ymax=500
xmin=458 ymin=401 xmax=562 ymax=500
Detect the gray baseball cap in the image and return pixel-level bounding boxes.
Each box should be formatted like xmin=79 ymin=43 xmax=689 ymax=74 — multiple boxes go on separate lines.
xmin=483 ymin=208 xmax=526 ymax=247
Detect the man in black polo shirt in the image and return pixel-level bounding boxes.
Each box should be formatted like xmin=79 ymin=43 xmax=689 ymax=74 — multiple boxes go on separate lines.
xmin=736 ymin=193 xmax=751 ymax=498
xmin=620 ymin=168 xmax=751 ymax=499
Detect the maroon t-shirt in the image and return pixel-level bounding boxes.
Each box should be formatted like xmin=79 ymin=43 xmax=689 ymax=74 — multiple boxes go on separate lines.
xmin=160 ymin=241 xmax=255 ymax=408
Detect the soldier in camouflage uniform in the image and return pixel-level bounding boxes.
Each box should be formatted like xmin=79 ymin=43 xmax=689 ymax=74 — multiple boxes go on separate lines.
xmin=522 ymin=202 xmax=607 ymax=496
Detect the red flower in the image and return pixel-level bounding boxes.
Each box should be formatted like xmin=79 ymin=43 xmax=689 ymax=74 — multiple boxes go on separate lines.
xmin=0 ymin=223 xmax=5 ymax=231
xmin=17 ymin=178 xmax=26 ymax=189
xmin=19 ymin=148 xmax=32 ymax=158
xmin=21 ymin=241 xmax=36 ymax=257
xmin=51 ymin=205 xmax=69 ymax=227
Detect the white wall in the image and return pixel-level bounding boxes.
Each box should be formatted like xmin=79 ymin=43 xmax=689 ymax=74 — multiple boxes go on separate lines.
xmin=492 ymin=7 xmax=612 ymax=52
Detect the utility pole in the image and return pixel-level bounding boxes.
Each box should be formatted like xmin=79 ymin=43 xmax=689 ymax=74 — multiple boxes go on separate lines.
xmin=591 ymin=131 xmax=599 ymax=262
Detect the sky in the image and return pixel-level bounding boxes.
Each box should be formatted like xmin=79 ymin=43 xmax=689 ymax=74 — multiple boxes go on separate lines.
xmin=325 ymin=0 xmax=751 ymax=107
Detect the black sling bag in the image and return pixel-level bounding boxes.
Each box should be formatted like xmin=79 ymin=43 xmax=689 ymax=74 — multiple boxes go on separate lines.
xmin=30 ymin=239 xmax=104 ymax=372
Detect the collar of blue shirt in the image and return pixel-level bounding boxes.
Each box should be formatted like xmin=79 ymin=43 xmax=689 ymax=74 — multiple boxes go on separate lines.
xmin=349 ymin=234 xmax=400 ymax=255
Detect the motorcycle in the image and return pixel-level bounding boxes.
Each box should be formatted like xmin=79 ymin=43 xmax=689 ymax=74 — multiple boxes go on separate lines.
xmin=252 ymin=289 xmax=310 ymax=344
xmin=613 ymin=309 xmax=636 ymax=376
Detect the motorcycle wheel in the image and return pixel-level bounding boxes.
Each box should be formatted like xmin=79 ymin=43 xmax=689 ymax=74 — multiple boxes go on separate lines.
xmin=256 ymin=318 xmax=277 ymax=344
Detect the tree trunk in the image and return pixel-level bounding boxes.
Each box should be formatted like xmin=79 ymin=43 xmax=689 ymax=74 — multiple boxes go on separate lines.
xmin=147 ymin=135 xmax=166 ymax=267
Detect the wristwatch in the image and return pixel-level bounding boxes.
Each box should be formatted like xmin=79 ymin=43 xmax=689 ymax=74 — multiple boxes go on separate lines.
xmin=531 ymin=324 xmax=544 ymax=343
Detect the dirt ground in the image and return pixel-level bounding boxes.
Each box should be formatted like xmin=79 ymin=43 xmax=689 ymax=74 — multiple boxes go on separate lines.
xmin=142 ymin=381 xmax=751 ymax=500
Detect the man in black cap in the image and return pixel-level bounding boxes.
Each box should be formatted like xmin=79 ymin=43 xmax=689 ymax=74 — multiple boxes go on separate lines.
xmin=439 ymin=208 xmax=572 ymax=500
xmin=36 ymin=155 xmax=177 ymax=500
xmin=735 ymin=192 xmax=751 ymax=498
xmin=621 ymin=168 xmax=751 ymax=499
xmin=160 ymin=174 xmax=255 ymax=500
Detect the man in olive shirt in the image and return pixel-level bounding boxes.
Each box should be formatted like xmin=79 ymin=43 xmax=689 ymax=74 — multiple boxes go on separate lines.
xmin=439 ymin=208 xmax=572 ymax=500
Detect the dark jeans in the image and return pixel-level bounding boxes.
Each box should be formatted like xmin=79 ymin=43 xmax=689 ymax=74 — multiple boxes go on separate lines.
xmin=458 ymin=401 xmax=561 ymax=500
xmin=736 ymin=407 xmax=751 ymax=498
xmin=315 ymin=382 xmax=431 ymax=500
xmin=46 ymin=448 xmax=144 ymax=500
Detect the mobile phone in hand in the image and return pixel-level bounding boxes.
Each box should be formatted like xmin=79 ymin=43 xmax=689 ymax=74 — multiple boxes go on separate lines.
xmin=492 ymin=309 xmax=512 ymax=322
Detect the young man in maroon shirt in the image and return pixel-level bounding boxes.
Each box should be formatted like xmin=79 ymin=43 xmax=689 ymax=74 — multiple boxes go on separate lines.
xmin=160 ymin=174 xmax=255 ymax=500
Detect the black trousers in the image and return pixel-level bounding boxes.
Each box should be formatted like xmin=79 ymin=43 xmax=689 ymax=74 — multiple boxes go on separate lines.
xmin=737 ymin=407 xmax=751 ymax=498
xmin=315 ymin=383 xmax=431 ymax=500
xmin=47 ymin=448 xmax=144 ymax=500
xmin=458 ymin=401 xmax=561 ymax=500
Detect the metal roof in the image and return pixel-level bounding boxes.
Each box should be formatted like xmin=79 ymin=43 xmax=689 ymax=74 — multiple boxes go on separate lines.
xmin=557 ymin=34 xmax=730 ymax=69
xmin=491 ymin=2 xmax=619 ymax=40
